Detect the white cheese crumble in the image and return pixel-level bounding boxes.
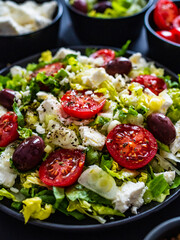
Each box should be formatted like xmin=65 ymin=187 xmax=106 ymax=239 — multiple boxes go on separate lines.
xmin=0 ymin=0 xmax=57 ymax=36
xmin=113 ymin=181 xmax=146 ymax=214
xmin=37 ymin=95 xmax=61 ymax=123
xmin=53 ymin=48 xmax=80 ymax=60
xmin=46 ymin=120 xmax=82 ymax=149
xmin=159 ymin=90 xmax=173 ymax=114
xmin=154 ymin=171 xmax=176 ymax=185
xmin=80 ymin=68 xmax=114 ymax=89
xmin=79 ymin=126 xmax=106 ymax=150
xmin=0 ymin=145 xmax=17 ymax=188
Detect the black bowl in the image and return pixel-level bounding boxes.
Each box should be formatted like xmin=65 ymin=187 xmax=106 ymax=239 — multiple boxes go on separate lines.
xmin=0 ymin=46 xmax=179 ymax=231
xmin=144 ymin=0 xmax=180 ymax=74
xmin=65 ymin=0 xmax=154 ymax=46
xmin=0 ymin=0 xmax=63 ymax=63
xmin=144 ymin=217 xmax=180 ymax=240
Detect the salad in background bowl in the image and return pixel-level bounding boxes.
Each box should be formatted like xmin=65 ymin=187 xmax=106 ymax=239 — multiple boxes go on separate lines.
xmin=0 ymin=46 xmax=179 ymax=227
xmin=65 ymin=0 xmax=153 ymax=45
xmin=70 ymin=0 xmax=147 ymax=18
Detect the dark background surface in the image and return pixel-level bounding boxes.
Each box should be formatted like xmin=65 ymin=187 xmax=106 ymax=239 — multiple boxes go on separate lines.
xmin=0 ymin=1 xmax=179 ymax=239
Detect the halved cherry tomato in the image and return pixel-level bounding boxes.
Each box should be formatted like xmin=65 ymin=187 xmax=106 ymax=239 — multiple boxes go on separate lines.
xmin=173 ymin=15 xmax=180 ymax=28
xmin=156 ymin=30 xmax=177 ymax=42
xmin=0 ymin=112 xmax=19 ymax=147
xmin=31 ymin=62 xmax=64 ymax=78
xmin=61 ymin=90 xmax=106 ymax=119
xmin=106 ymin=124 xmax=157 ymax=169
xmin=39 ymin=149 xmax=85 ymax=187
xmin=90 ymin=49 xmax=115 ymax=66
xmin=132 ymin=75 xmax=167 ymax=95
xmin=154 ymin=0 xmax=178 ymax=30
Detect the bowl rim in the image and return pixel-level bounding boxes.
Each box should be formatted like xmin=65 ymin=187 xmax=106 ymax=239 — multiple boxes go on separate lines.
xmin=65 ymin=0 xmax=154 ymax=21
xmin=144 ymin=0 xmax=180 ymax=47
xmin=144 ymin=216 xmax=180 ymax=240
xmin=0 ymin=0 xmax=63 ymax=38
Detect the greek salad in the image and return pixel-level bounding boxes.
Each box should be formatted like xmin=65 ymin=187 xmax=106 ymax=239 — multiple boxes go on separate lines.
xmin=0 ymin=46 xmax=180 ymax=224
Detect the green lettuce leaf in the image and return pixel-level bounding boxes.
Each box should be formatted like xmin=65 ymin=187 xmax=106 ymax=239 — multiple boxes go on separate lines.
xmin=115 ymin=40 xmax=131 ymax=57
xmin=167 ymin=88 xmax=180 ymax=123
xmin=144 ymin=174 xmax=169 ymax=203
xmin=91 ymin=204 xmax=125 ymax=217
xmin=86 ymin=146 xmax=101 ymax=166
xmin=18 ymin=127 xmax=32 ymax=139
xmin=0 ymin=188 xmax=16 ymax=201
xmin=53 ymin=187 xmax=65 ymax=209
xmin=13 ymin=101 xmax=25 ymax=127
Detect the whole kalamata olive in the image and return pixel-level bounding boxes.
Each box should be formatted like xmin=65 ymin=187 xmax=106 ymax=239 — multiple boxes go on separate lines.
xmin=94 ymin=1 xmax=112 ymax=13
xmin=0 ymin=89 xmax=15 ymax=110
xmin=105 ymin=57 xmax=132 ymax=76
xmin=147 ymin=113 xmax=176 ymax=145
xmin=72 ymin=0 xmax=88 ymax=14
xmin=12 ymin=136 xmax=45 ymax=172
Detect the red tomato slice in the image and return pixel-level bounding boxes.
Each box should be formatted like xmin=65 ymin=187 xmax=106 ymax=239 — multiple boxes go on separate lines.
xmin=90 ymin=49 xmax=115 ymax=66
xmin=106 ymin=124 xmax=157 ymax=169
xmin=154 ymin=0 xmax=178 ymax=30
xmin=173 ymin=15 xmax=180 ymax=28
xmin=132 ymin=75 xmax=167 ymax=95
xmin=156 ymin=30 xmax=177 ymax=42
xmin=61 ymin=90 xmax=106 ymax=119
xmin=0 ymin=112 xmax=19 ymax=147
xmin=39 ymin=149 xmax=85 ymax=187
xmin=172 ymin=27 xmax=180 ymax=43
xmin=31 ymin=62 xmax=64 ymax=78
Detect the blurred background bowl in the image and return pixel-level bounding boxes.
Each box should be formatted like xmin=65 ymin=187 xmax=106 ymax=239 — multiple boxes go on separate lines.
xmin=144 ymin=217 xmax=180 ymax=240
xmin=144 ymin=0 xmax=180 ymax=73
xmin=0 ymin=0 xmax=63 ymax=63
xmin=65 ymin=0 xmax=154 ymax=46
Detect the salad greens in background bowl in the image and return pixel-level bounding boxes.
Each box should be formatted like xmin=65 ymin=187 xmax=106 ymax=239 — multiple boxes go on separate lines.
xmin=0 ymin=0 xmax=63 ymax=63
xmin=144 ymin=0 xmax=180 ymax=74
xmin=0 ymin=46 xmax=179 ymax=230
xmin=64 ymin=0 xmax=154 ymax=46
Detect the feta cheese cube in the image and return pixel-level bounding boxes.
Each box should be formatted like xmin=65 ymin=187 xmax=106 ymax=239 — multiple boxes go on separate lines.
xmin=114 ymin=181 xmax=145 ymax=214
xmin=0 ymin=145 xmax=17 ymax=188
xmin=79 ymin=126 xmax=106 ymax=150
xmin=46 ymin=120 xmax=80 ymax=149
xmin=53 ymin=48 xmax=80 ymax=60
xmin=37 ymin=95 xmax=61 ymax=123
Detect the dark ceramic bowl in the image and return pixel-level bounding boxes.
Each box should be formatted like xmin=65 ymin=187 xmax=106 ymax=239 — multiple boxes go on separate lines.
xmin=0 ymin=46 xmax=179 ymax=231
xmin=65 ymin=0 xmax=153 ymax=46
xmin=0 ymin=0 xmax=63 ymax=63
xmin=144 ymin=217 xmax=180 ymax=240
xmin=144 ymin=0 xmax=180 ymax=74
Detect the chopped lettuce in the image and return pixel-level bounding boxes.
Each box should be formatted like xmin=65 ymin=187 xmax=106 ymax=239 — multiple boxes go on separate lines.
xmin=13 ymin=101 xmax=25 ymax=127
xmin=53 ymin=187 xmax=65 ymax=209
xmin=17 ymin=127 xmax=32 ymax=139
xmin=167 ymin=88 xmax=180 ymax=123
xmin=143 ymin=175 xmax=169 ymax=203
xmin=86 ymin=147 xmax=101 ymax=166
xmin=0 ymin=188 xmax=16 ymax=201
xmin=21 ymin=197 xmax=53 ymax=223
